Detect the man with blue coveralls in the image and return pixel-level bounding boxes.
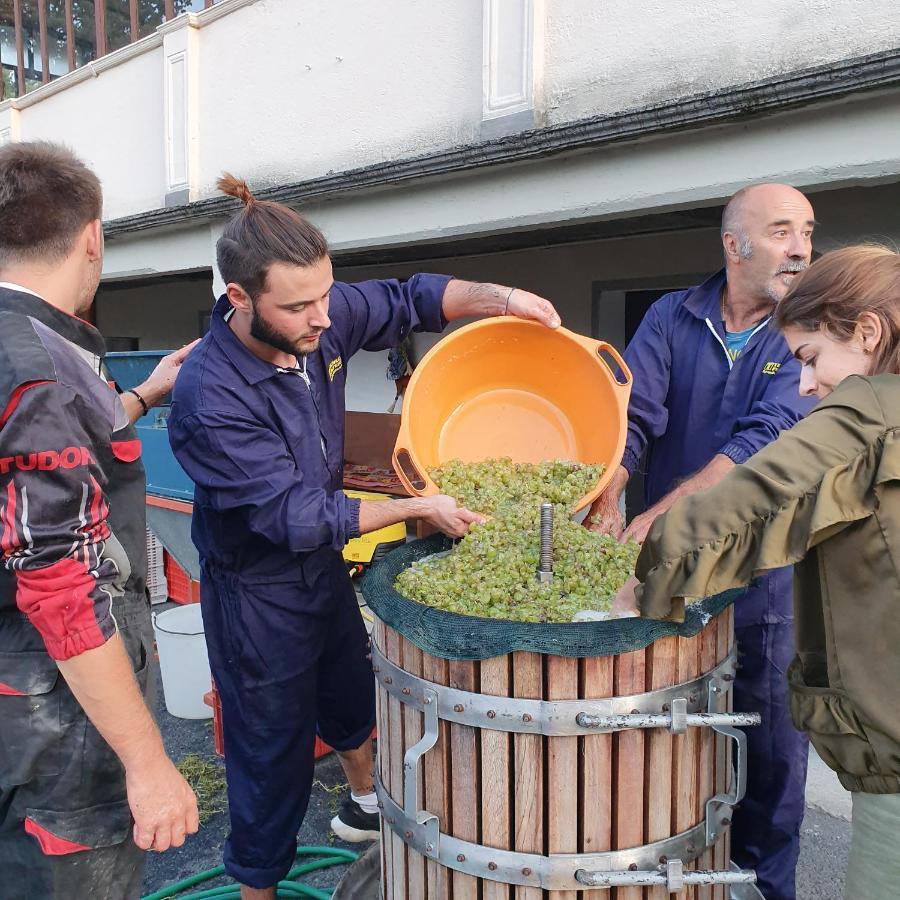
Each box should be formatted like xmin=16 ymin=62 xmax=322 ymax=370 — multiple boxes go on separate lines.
xmin=168 ymin=175 xmax=561 ymax=899
xmin=589 ymin=184 xmax=817 ymax=900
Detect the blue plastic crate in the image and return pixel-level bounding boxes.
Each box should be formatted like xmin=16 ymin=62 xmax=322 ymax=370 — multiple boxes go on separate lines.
xmin=105 ymin=351 xmax=195 ymax=501
xmin=105 ymin=351 xmax=170 ymax=398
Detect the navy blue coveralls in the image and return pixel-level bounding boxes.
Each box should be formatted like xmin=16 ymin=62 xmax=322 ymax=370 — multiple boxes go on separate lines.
xmin=168 ymin=274 xmax=450 ymax=888
xmin=623 ymin=270 xmax=816 ymax=900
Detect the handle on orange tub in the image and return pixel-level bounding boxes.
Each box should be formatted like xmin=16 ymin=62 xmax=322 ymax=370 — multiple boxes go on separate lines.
xmin=568 ymin=332 xmax=633 ymax=388
xmin=392 ymin=416 xmax=437 ymax=497
xmin=594 ymin=341 xmax=632 ymax=388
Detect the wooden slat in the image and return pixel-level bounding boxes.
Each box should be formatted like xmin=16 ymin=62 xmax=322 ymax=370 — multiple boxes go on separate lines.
xmin=512 ymin=651 xmax=543 ymax=900
xmin=612 ymin=647 xmax=646 ymax=900
xmin=95 ymin=0 xmax=107 ymax=59
xmin=695 ymin=615 xmax=720 ymax=900
xmin=547 ymin=655 xmax=579 ymax=900
xmin=673 ymin=632 xmax=702 ymax=900
xmin=37 ymin=0 xmax=49 ymax=83
xmin=13 ymin=0 xmax=25 ymax=97
xmin=480 ymin=655 xmax=512 ymax=900
xmin=372 ymin=620 xmax=392 ymax=900
xmin=164 ymin=0 xmax=175 ymax=20
xmin=372 ymin=619 xmax=392 ymax=900
xmin=581 ymin=654 xmax=613 ymax=868
xmin=422 ymin=650 xmax=450 ymax=900
xmin=644 ymin=636 xmax=678 ymax=900
xmin=64 ymin=0 xmax=75 ymax=71
xmin=449 ymin=658 xmax=480 ymax=900
xmin=385 ymin=627 xmax=406 ymax=899
xmin=401 ymin=637 xmax=426 ymax=900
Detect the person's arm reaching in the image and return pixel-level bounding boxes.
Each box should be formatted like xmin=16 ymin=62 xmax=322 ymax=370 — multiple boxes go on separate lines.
xmin=622 ymin=454 xmax=735 ymax=543
xmin=620 ymin=341 xmax=815 ymax=543
xmin=170 ymin=409 xmax=488 ymax=549
xmin=717 ymin=347 xmax=816 ymax=466
xmin=0 ymin=382 xmax=197 ymax=852
xmin=618 ymin=377 xmax=888 ymax=620
xmin=358 ymin=494 xmax=486 ymax=538
xmin=117 ymin=340 xmax=201 ymax=425
xmin=440 ymin=279 xmax=560 ymax=328
xmin=587 ymin=465 xmax=629 ymax=539
xmin=338 ymin=275 xmax=561 ymax=360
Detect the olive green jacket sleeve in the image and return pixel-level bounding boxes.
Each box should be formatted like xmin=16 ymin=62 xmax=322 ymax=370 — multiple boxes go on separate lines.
xmin=636 ymin=376 xmax=896 ymax=620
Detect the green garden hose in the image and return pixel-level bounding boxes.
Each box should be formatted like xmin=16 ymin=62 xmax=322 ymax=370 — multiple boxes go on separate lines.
xmin=141 ymin=845 xmax=358 ymax=900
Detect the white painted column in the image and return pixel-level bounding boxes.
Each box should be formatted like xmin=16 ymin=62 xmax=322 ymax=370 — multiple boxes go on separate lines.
xmin=0 ymin=106 xmax=22 ymax=145
xmin=481 ymin=0 xmax=544 ymax=138
xmin=160 ymin=14 xmax=201 ymax=206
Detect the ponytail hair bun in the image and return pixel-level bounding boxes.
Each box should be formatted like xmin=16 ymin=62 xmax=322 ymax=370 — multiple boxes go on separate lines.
xmin=217 ymin=173 xmax=256 ymax=210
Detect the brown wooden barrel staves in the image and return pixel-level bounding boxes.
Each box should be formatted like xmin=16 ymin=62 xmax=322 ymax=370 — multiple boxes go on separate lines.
xmin=374 ymin=606 xmax=743 ymax=899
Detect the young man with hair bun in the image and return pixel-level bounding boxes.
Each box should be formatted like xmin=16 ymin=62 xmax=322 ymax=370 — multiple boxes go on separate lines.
xmin=169 ymin=173 xmax=562 ymax=899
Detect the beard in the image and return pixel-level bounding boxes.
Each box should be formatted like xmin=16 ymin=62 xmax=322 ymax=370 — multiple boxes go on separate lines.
xmin=75 ymin=260 xmax=103 ymax=316
xmin=766 ymin=259 xmax=809 ymax=303
xmin=250 ymin=303 xmax=320 ymax=357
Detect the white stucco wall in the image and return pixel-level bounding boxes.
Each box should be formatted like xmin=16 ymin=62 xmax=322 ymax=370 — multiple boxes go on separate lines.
xmin=14 ymin=48 xmax=167 ymax=219
xmin=197 ymin=0 xmax=482 ymax=196
xmin=543 ymin=0 xmax=900 ymax=123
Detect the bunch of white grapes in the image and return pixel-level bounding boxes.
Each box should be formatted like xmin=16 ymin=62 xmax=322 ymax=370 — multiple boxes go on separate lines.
xmin=395 ymin=458 xmax=640 ymax=623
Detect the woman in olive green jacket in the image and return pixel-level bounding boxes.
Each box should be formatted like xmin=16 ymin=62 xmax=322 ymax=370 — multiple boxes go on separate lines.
xmin=618 ymin=245 xmax=900 ymax=900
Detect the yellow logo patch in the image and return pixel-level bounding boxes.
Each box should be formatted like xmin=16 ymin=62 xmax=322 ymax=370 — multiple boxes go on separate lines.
xmin=327 ymin=356 xmax=343 ymax=381
xmin=762 ymin=361 xmax=781 ymax=375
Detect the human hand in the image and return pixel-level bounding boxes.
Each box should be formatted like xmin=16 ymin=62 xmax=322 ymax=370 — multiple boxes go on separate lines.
xmin=586 ymin=495 xmax=624 ymax=539
xmin=422 ymin=495 xmax=488 ymax=538
xmin=612 ymin=575 xmax=641 ymax=617
xmin=137 ymin=340 xmax=201 ymax=406
xmin=126 ymin=756 xmax=199 ymax=851
xmin=506 ymin=288 xmax=561 ymax=329
xmin=622 ymin=491 xmax=680 ymax=543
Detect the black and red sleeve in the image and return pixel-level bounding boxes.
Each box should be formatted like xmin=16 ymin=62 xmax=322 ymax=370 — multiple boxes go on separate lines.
xmin=0 ymin=381 xmax=118 ymax=660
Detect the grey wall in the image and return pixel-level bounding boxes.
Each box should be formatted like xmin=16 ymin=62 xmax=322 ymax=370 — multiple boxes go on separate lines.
xmin=95 ymin=273 xmax=216 ymax=350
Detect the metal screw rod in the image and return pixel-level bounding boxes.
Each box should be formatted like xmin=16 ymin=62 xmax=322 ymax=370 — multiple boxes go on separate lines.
xmin=575 ymin=711 xmax=761 ymax=734
xmin=538 ymin=502 xmax=553 ymax=583
xmin=575 ymin=868 xmax=757 ymax=888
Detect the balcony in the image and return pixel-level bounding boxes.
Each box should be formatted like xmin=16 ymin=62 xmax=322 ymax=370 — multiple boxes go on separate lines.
xmin=0 ymin=0 xmax=221 ymax=98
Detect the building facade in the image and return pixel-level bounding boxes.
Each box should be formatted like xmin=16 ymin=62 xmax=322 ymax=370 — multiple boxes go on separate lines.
xmin=2 ymin=0 xmax=899 ymax=412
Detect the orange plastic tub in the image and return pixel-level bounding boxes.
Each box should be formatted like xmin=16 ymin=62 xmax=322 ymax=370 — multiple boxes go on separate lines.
xmin=392 ymin=318 xmax=632 ymax=511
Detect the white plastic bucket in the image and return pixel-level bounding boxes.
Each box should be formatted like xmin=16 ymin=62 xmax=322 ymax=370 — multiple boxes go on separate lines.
xmin=152 ymin=604 xmax=213 ymax=719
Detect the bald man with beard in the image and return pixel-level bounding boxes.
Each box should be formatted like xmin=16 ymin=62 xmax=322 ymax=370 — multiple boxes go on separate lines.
xmin=590 ymin=184 xmax=817 ymax=900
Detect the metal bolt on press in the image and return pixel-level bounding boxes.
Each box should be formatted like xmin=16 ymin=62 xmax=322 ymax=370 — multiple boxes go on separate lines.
xmin=538 ymin=502 xmax=553 ymax=583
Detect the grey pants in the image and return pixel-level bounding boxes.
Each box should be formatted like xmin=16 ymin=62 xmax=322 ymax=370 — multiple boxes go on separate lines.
xmin=845 ymin=792 xmax=900 ymax=900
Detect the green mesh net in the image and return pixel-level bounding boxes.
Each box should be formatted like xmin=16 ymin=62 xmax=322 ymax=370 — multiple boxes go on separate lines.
xmin=361 ymin=534 xmax=743 ymax=661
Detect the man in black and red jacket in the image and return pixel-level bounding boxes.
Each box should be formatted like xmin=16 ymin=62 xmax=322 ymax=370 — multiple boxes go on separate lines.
xmin=0 ymin=142 xmax=198 ymax=899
